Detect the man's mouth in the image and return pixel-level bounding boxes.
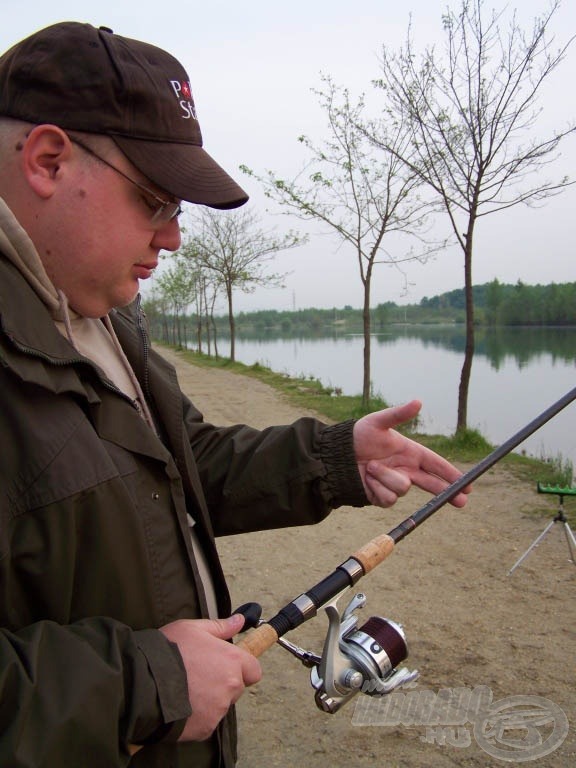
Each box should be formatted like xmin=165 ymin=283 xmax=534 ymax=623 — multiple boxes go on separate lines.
xmin=134 ymin=261 xmax=157 ymax=279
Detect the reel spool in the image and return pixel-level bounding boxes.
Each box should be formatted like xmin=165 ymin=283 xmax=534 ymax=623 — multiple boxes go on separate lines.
xmin=341 ymin=616 xmax=410 ymax=693
xmin=310 ymin=595 xmax=418 ymax=713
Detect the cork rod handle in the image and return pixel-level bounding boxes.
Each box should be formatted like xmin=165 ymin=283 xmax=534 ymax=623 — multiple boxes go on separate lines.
xmin=237 ymin=622 xmax=279 ymax=657
xmin=351 ymin=533 xmax=395 ymax=573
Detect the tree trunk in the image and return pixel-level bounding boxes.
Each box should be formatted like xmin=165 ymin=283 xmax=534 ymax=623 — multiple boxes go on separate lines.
xmin=457 ymin=234 xmax=475 ymax=432
xmin=196 ymin=292 xmax=203 ymax=354
xmin=201 ymin=279 xmax=212 ymax=356
xmin=212 ymin=316 xmax=219 ymax=359
xmin=227 ymin=284 xmax=236 ymax=362
xmin=176 ymin=312 xmax=182 ymax=348
xmin=209 ymin=292 xmax=220 ymax=359
xmin=196 ymin=317 xmax=202 ymax=354
xmin=362 ymin=271 xmax=372 ymax=409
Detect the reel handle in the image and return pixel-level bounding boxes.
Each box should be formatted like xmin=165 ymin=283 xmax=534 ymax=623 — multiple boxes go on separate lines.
xmin=237 ymin=534 xmax=395 ymax=658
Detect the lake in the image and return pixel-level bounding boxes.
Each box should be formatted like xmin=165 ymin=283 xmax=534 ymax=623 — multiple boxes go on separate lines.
xmin=212 ymin=325 xmax=576 ymax=472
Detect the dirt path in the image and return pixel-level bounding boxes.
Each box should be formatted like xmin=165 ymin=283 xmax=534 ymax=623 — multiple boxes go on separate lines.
xmin=158 ymin=346 xmax=575 ymax=768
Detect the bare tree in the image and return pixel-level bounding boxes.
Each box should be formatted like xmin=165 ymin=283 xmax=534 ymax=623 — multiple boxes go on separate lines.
xmin=154 ymin=260 xmax=196 ymax=347
xmin=198 ymin=272 xmax=221 ymax=357
xmin=184 ymin=208 xmax=303 ymax=361
xmin=370 ymin=0 xmax=576 ymax=430
xmin=156 ymin=246 xmax=223 ymax=354
xmin=243 ymin=75 xmax=442 ymax=408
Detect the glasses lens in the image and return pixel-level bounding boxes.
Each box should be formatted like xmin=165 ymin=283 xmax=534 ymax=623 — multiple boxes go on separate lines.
xmin=150 ymin=202 xmax=182 ymax=224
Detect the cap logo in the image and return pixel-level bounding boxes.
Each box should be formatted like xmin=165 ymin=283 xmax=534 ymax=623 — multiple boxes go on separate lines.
xmin=169 ymin=79 xmax=198 ymax=121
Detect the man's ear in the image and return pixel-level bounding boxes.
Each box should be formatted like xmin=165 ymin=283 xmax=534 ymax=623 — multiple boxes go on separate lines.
xmin=21 ymin=125 xmax=72 ymax=199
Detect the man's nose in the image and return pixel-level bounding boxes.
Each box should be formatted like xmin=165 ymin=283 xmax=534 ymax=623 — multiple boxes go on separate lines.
xmin=151 ymin=216 xmax=182 ymax=252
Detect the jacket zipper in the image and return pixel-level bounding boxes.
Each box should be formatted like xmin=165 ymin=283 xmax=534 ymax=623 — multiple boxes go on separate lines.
xmin=135 ymin=294 xmax=153 ymax=403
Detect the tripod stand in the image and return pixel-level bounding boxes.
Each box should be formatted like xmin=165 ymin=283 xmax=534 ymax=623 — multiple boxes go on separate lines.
xmin=508 ymin=482 xmax=576 ymax=576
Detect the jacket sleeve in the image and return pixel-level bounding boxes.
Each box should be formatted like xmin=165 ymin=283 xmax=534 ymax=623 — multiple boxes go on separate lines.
xmin=129 ymin=317 xmax=368 ymax=534
xmin=180 ymin=393 xmax=369 ymax=535
xmin=0 ymin=619 xmax=190 ymax=767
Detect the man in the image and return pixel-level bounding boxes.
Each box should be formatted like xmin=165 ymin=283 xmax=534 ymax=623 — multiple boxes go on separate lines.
xmin=0 ymin=22 xmax=470 ymax=768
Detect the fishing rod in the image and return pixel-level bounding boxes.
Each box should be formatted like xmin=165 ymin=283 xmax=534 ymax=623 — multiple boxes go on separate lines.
xmin=237 ymin=385 xmax=576 ymax=713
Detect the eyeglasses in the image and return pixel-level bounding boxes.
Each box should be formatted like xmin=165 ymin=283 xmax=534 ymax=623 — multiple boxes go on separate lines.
xmin=69 ymin=135 xmax=183 ymax=225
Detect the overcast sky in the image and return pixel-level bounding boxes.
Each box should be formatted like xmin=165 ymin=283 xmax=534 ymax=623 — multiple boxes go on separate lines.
xmin=3 ymin=0 xmax=576 ymax=313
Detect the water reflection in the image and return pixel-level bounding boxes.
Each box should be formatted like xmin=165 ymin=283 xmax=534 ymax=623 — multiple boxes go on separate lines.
xmin=371 ymin=325 xmax=576 ymax=370
xmin=211 ymin=326 xmax=576 ymax=469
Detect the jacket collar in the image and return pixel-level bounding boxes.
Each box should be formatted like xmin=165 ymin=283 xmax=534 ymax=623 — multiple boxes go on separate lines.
xmin=0 ymin=256 xmax=99 ymax=398
xmin=0 ymin=256 xmax=173 ymax=464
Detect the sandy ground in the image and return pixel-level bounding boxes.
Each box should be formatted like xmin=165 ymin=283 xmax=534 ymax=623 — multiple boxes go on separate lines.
xmin=158 ymin=346 xmax=575 ymax=768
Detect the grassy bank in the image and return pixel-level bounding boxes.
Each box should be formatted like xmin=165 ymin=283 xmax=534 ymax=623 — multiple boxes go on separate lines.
xmin=163 ymin=344 xmax=575 ymax=521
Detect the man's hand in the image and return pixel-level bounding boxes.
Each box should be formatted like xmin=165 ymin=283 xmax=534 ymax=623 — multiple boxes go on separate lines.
xmin=160 ymin=614 xmax=262 ymax=742
xmin=354 ymin=400 xmax=471 ymax=508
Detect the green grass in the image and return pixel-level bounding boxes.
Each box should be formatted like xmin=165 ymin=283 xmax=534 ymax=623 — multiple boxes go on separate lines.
xmin=162 ymin=344 xmax=576 ymax=522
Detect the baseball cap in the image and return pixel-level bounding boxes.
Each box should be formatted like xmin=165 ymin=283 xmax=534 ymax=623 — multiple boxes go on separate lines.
xmin=0 ymin=22 xmax=248 ymax=209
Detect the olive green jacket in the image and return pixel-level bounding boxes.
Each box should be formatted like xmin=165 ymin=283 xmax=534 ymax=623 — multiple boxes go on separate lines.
xmin=0 ymin=255 xmax=367 ymax=767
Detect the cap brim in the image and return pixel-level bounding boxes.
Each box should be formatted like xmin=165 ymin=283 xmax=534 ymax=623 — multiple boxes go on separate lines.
xmin=112 ymin=137 xmax=249 ymax=210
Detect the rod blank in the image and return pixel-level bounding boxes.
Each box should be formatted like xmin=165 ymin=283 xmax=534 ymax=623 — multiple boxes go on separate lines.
xmin=389 ymin=385 xmax=576 ymax=543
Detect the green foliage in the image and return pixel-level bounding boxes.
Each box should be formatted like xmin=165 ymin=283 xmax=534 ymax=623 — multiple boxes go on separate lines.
xmin=536 ymin=452 xmax=574 ymax=488
xmin=184 ymin=280 xmax=576 ymax=335
xmin=416 ymin=428 xmax=493 ymax=463
xmin=452 ymin=427 xmax=493 ymax=454
xmin=417 ymin=279 xmax=576 ymax=325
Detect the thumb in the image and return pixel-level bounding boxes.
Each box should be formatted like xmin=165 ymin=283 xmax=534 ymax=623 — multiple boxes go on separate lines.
xmin=370 ymin=400 xmax=422 ymax=430
xmin=199 ymin=613 xmax=246 ymax=640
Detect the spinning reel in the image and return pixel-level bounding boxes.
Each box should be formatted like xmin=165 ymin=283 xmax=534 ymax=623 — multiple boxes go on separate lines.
xmin=237 ymin=589 xmax=418 ymax=713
